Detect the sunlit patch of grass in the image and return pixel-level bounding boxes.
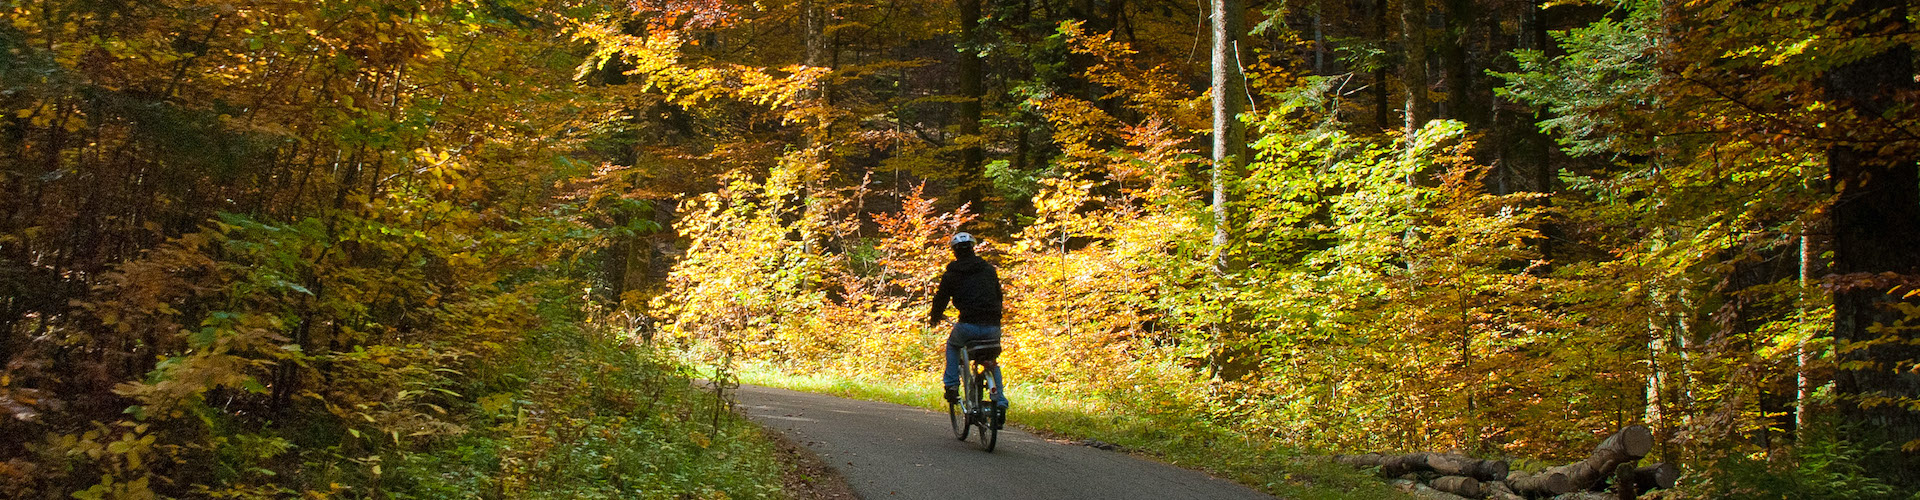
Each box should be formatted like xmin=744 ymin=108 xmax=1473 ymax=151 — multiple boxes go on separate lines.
xmin=736 ymin=363 xmax=1405 ymax=499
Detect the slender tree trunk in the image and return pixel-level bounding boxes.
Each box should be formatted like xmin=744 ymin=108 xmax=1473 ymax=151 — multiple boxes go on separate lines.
xmin=1824 ymin=0 xmax=1919 ymax=482
xmin=1373 ymin=0 xmax=1391 ymax=130
xmin=1203 ymin=0 xmax=1249 ymax=382
xmin=803 ymin=0 xmax=829 ymax=70
xmin=1795 ymin=231 xmax=1811 ymax=441
xmin=1210 ymin=0 xmax=1246 ymax=269
xmin=1400 ymin=0 xmax=1429 ymax=134
xmin=605 ymin=212 xmax=633 ymax=301
xmin=1436 ymin=0 xmax=1483 ymax=129
xmin=801 ymin=0 xmax=833 ymax=152
xmin=956 ymin=0 xmax=987 ymax=215
xmin=1673 ymin=287 xmax=1698 ymax=429
xmin=1515 ymin=0 xmax=1556 ymax=264
xmin=1313 ymin=0 xmax=1326 ymax=74
xmin=1646 ymin=302 xmax=1665 ymax=443
xmin=1013 ymin=123 xmax=1031 ymax=174
xmin=1397 ymin=0 xmax=1428 ymax=264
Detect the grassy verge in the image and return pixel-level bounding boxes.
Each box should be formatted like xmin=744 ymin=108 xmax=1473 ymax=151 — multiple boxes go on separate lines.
xmin=346 ymin=288 xmax=789 ymax=498
xmin=475 ymin=327 xmax=785 ymax=498
xmin=735 ymin=363 xmax=1406 ymax=500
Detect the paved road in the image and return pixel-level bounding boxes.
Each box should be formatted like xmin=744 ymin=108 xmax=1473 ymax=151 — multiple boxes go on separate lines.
xmin=734 ymin=384 xmax=1275 ymax=500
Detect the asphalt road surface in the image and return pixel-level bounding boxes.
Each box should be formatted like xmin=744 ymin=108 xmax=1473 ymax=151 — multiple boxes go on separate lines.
xmin=734 ymin=384 xmax=1276 ymax=500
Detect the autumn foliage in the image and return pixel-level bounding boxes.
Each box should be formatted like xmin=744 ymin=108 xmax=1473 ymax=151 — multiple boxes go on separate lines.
xmin=3 ymin=0 xmax=1918 ymax=496
xmin=0 ymin=0 xmax=780 ymax=497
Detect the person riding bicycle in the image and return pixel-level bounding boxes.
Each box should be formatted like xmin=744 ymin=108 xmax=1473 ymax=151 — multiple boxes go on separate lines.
xmin=929 ymin=232 xmax=1008 ymax=428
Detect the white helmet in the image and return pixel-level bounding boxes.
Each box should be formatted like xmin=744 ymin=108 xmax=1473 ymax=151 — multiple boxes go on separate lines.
xmin=950 ymin=232 xmax=976 ymax=247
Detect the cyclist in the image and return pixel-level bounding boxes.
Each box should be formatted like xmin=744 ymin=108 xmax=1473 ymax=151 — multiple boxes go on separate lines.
xmin=928 ymin=232 xmax=1008 ymax=428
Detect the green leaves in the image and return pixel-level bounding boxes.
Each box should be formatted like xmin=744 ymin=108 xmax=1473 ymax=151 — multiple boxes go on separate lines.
xmin=1494 ymin=11 xmax=1663 ymax=157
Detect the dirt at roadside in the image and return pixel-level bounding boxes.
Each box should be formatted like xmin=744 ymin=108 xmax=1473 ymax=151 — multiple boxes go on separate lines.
xmin=761 ymin=424 xmax=859 ymax=499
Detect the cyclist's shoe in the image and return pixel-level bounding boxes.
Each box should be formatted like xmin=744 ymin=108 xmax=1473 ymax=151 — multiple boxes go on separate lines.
xmin=942 ymin=385 xmax=958 ymax=404
xmin=991 ymin=403 xmax=1008 ymax=429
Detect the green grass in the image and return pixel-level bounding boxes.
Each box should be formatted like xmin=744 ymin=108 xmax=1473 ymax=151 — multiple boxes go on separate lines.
xmin=323 ymin=283 xmax=791 ymax=499
xmin=735 ymin=363 xmax=1406 ymax=500
xmin=479 ymin=327 xmax=785 ymax=499
xmin=269 ymin=328 xmax=787 ymax=500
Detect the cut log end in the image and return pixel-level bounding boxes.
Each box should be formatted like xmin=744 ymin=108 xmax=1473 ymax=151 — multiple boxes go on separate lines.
xmin=1634 ymin=462 xmax=1678 ymax=490
xmin=1551 ymin=425 xmax=1658 ymax=490
xmin=1606 ymin=425 xmax=1654 ymax=458
xmin=1508 ymin=471 xmax=1575 ymax=496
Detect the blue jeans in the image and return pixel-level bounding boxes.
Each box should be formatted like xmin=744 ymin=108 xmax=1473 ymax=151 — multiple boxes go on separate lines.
xmin=943 ymin=322 xmax=1008 ymax=408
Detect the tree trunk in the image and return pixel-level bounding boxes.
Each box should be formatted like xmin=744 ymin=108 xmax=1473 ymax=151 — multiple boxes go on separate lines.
xmin=1372 ymin=0 xmax=1391 ymax=130
xmin=1505 ymin=470 xmax=1573 ymax=497
xmin=803 ymin=0 xmax=830 ymax=70
xmin=1210 ymin=0 xmax=1246 ymax=269
xmin=1426 ymin=453 xmax=1508 ymax=481
xmin=1508 ymin=0 xmax=1556 ymax=262
xmin=1435 ymin=0 xmax=1484 ymax=129
xmin=1612 ymin=462 xmax=1635 ymax=500
xmin=1399 ymin=0 xmax=1429 ymax=134
xmin=1389 ymin=479 xmax=1474 ymax=500
xmin=1334 ymin=453 xmax=1422 ymax=475
xmin=1823 ymin=0 xmax=1920 ymax=486
xmin=1794 ymin=231 xmax=1810 ymax=441
xmin=1312 ymin=0 xmax=1326 ymax=74
xmin=1430 ymin=476 xmax=1483 ymax=498
xmin=800 ymin=0 xmax=834 ymax=152
xmin=955 ymin=0 xmax=987 ymax=215
xmin=1633 ymin=462 xmax=1678 ymax=493
xmin=1331 ymin=453 xmax=1507 ymax=480
xmin=1541 ymin=425 xmax=1652 ymax=491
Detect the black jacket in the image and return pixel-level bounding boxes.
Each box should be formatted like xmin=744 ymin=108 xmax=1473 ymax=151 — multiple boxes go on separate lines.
xmin=930 ymin=254 xmax=1003 ymax=326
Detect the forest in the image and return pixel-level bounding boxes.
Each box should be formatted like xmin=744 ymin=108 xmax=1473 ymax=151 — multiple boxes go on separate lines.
xmin=1 ymin=0 xmax=1916 ymax=497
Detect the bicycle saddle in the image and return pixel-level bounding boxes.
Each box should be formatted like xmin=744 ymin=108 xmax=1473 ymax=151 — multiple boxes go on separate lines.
xmin=964 ymin=339 xmax=1002 ymax=360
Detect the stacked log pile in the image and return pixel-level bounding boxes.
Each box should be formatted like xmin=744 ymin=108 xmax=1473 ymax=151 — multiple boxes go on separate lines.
xmin=1330 ymin=425 xmax=1679 ymax=499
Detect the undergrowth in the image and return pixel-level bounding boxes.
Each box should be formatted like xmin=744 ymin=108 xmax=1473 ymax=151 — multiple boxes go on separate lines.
xmin=301 ymin=282 xmax=787 ymax=499
xmin=1682 ymin=418 xmax=1911 ymax=499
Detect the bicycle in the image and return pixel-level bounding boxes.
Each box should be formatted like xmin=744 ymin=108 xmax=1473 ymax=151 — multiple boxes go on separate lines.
xmin=949 ymin=338 xmax=1002 ymax=452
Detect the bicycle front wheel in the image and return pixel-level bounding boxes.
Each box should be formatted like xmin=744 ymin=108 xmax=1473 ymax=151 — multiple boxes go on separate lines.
xmin=950 ymin=400 xmax=969 ymax=440
xmin=979 ymin=417 xmax=997 ymax=452
xmin=970 ymin=365 xmax=997 ymax=452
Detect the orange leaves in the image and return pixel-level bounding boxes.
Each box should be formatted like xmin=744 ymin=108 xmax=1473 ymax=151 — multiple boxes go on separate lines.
xmin=871 ymin=183 xmax=975 ymax=292
xmin=1114 ymin=118 xmax=1202 ymax=205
